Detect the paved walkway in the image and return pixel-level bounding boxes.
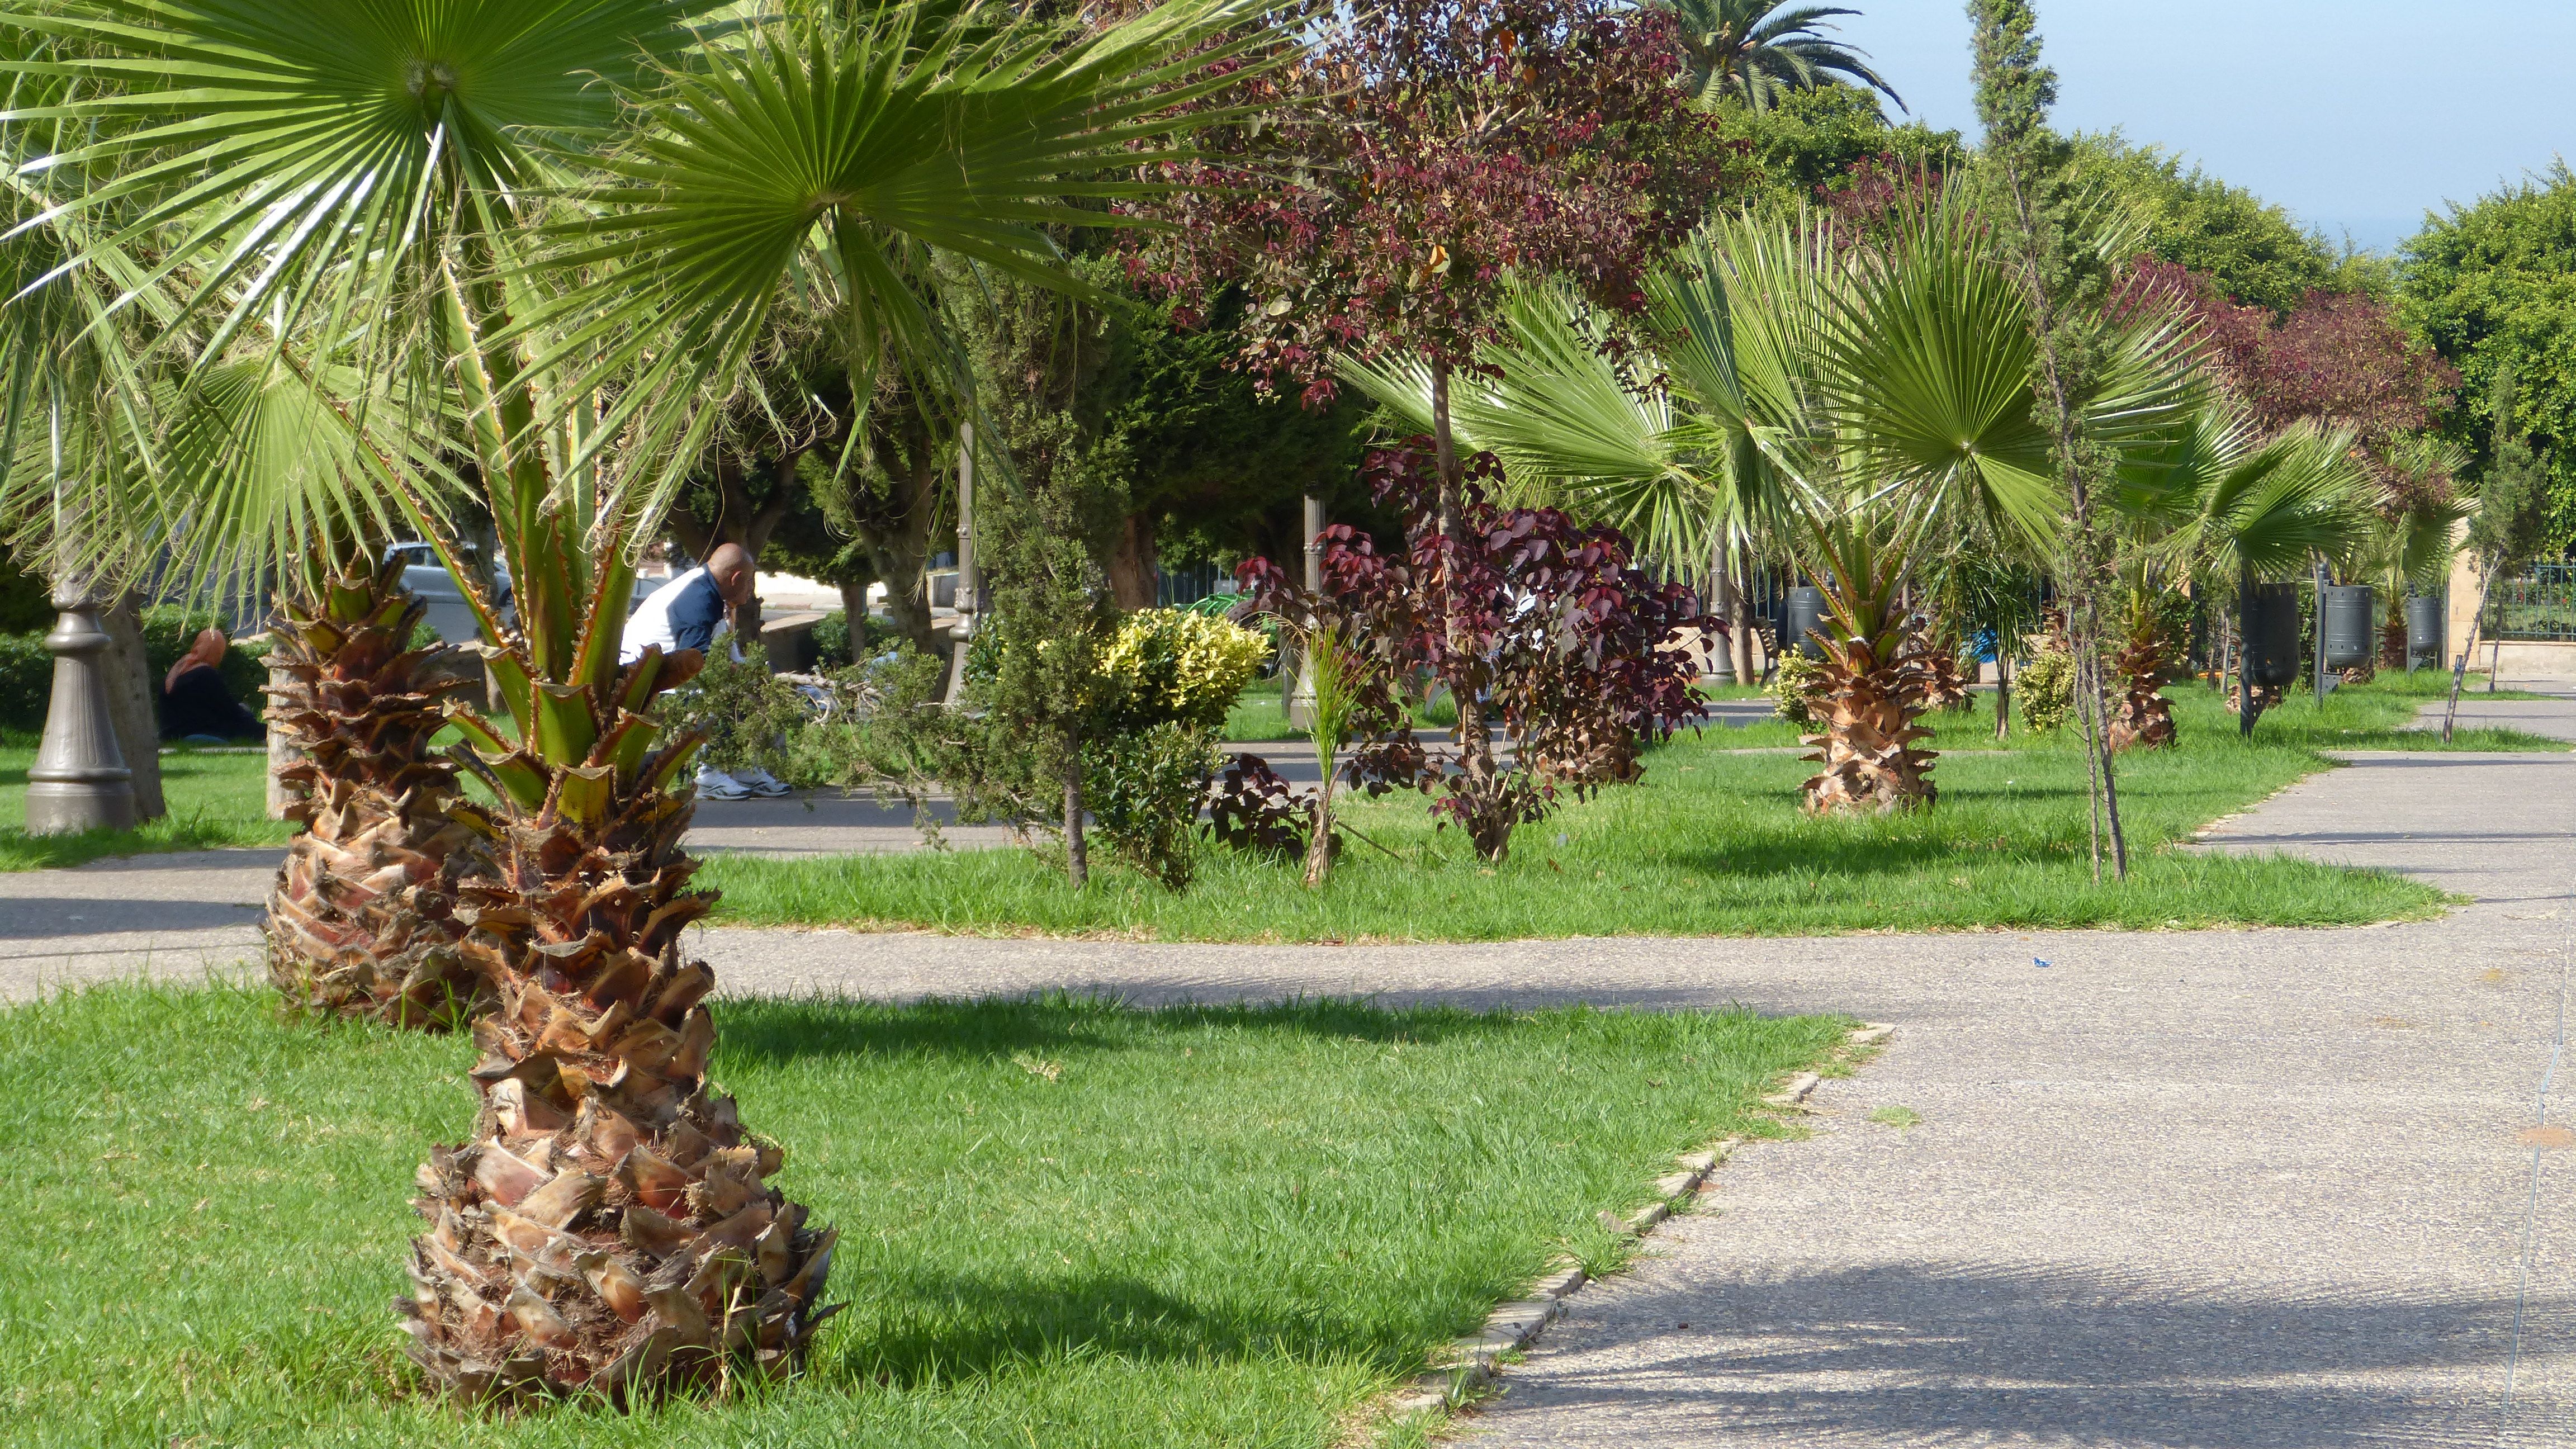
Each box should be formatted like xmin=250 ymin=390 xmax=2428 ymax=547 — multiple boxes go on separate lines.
xmin=3 ymin=687 xmax=2574 ymax=1445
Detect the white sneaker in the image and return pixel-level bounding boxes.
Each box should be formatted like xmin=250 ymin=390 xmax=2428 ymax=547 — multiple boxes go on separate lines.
xmin=695 ymin=765 xmax=754 ymax=801
xmin=731 ymin=766 xmax=793 ymax=798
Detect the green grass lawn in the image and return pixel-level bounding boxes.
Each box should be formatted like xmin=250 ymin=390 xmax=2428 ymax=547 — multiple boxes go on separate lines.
xmin=0 ymin=742 xmax=287 ymax=870
xmin=704 ymin=677 xmax=2565 ymax=942
xmin=0 ymin=982 xmax=1848 ymax=1448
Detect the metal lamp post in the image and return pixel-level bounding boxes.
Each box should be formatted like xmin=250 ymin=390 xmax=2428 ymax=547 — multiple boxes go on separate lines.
xmin=944 ymin=421 xmax=978 ymax=704
xmin=1284 ymin=492 xmax=1323 ymax=730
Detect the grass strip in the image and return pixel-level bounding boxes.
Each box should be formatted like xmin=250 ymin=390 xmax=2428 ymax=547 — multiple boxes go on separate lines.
xmin=0 ymin=745 xmax=290 ymax=871
xmin=705 ymin=679 xmax=2563 ymax=941
xmin=0 ymin=982 xmax=1845 ymax=1448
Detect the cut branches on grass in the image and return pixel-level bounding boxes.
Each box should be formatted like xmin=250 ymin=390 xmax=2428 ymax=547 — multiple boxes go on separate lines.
xmin=0 ymin=982 xmax=1846 ymax=1448
xmin=702 ymin=680 xmax=2559 ymax=943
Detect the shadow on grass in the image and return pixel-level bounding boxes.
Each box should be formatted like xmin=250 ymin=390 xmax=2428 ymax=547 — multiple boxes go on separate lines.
xmin=821 ymin=1266 xmax=1434 ymax=1389
xmin=715 ymin=992 xmax=1552 ymax=1068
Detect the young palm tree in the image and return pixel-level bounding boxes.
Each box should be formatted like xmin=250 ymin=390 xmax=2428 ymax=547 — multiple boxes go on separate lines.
xmin=10 ymin=0 xmax=1280 ymax=1400
xmin=2112 ymin=398 xmax=2375 ymax=745
xmin=1656 ymin=0 xmax=1905 ymax=113
xmin=1349 ymin=186 xmax=2189 ymax=813
xmin=264 ymin=558 xmax=491 ymax=1029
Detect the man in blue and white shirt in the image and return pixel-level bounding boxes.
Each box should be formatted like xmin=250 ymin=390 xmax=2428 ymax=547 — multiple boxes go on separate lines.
xmin=622 ymin=543 xmax=791 ymax=800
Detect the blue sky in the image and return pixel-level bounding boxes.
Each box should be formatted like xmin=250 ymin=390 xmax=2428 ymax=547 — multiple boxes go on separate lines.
xmin=1840 ymin=1 xmax=2576 ymax=254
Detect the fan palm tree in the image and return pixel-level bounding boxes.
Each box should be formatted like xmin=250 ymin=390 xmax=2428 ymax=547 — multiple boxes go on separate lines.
xmin=2110 ymin=397 xmax=2375 ymax=744
xmin=1346 ymin=184 xmax=2189 ymax=812
xmin=5 ymin=0 xmax=1281 ymax=1401
xmin=1657 ymin=0 xmax=1905 ymax=113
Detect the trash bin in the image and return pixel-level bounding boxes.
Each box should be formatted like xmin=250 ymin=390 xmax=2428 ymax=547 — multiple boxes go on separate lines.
xmin=1781 ymin=586 xmax=1829 ymax=661
xmin=2322 ymin=585 xmax=2374 ymax=671
xmin=2405 ymin=593 xmax=2444 ymax=669
xmin=2244 ymin=583 xmax=2301 ymax=688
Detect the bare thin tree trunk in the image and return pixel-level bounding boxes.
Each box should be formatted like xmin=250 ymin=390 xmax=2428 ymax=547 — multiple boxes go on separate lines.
xmin=2443 ymin=554 xmax=2497 ymax=743
xmin=1303 ymin=776 xmax=1334 ymax=888
xmin=1062 ymin=731 xmax=1089 ymax=889
xmin=1428 ymin=359 xmax=1508 ymax=864
xmin=1993 ymin=652 xmax=2012 ymax=742
xmin=2077 ymin=645 xmax=2105 ymax=883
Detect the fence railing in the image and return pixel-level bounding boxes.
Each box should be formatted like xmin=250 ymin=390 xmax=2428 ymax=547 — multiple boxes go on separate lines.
xmin=1155 ymin=561 xmax=1237 ymax=609
xmin=2487 ymin=566 xmax=2576 ymax=642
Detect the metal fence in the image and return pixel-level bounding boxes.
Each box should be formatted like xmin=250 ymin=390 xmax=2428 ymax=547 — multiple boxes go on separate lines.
xmin=1155 ymin=561 xmax=1238 ymax=608
xmin=2487 ymin=564 xmax=2576 ymax=642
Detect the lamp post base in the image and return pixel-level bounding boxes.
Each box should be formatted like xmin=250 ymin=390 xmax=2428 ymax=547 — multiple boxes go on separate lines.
xmin=26 ymin=599 xmax=136 ymax=836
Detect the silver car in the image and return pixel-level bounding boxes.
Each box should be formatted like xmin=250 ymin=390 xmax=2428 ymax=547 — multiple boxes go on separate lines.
xmin=383 ymin=542 xmax=514 ymax=644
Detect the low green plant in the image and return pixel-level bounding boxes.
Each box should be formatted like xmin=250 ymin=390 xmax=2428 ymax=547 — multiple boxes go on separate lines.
xmin=1099 ymin=608 xmax=1271 ymax=732
xmin=1085 ymin=721 xmax=1222 ymax=889
xmin=1769 ymin=651 xmax=1826 ymax=727
xmin=664 ymin=643 xmax=816 ymax=778
xmin=2019 ymin=645 xmax=2077 ymax=733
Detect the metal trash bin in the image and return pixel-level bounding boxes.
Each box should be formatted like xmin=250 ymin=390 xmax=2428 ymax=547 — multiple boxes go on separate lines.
xmin=2405 ymin=593 xmax=2444 ymax=669
xmin=2244 ymin=583 xmax=2302 ymax=687
xmin=1781 ymin=586 xmax=1829 ymax=661
xmin=2322 ymin=584 xmax=2374 ymax=671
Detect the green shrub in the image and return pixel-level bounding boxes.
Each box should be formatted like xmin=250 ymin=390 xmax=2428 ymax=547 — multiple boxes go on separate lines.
xmin=0 ymin=604 xmax=273 ymax=733
xmin=2019 ymin=646 xmax=2077 ymax=732
xmin=1085 ymin=721 xmax=1221 ymax=889
xmin=664 ymin=645 xmax=817 ymax=777
xmin=1098 ymin=608 xmax=1271 ymax=733
xmin=1769 ymin=651 xmax=1827 ymax=727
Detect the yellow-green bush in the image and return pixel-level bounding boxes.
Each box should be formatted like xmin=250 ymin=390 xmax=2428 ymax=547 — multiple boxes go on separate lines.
xmin=1100 ymin=608 xmax=1271 ymax=732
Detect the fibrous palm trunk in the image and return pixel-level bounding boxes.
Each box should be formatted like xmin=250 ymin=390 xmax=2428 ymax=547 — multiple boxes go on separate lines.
xmin=399 ymin=648 xmax=838 ymax=1403
xmin=2107 ymin=625 xmax=2176 ymax=752
xmin=1801 ymin=634 xmax=1937 ymax=815
xmin=265 ymin=563 xmax=490 ymax=1029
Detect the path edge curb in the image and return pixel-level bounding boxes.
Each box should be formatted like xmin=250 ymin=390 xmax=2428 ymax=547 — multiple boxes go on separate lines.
xmin=1375 ymin=1019 xmax=1895 ymax=1432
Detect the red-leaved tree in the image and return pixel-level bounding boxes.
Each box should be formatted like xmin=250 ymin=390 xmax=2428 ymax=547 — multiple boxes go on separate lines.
xmin=1131 ymin=0 xmax=1745 ymax=831
xmin=1238 ymin=444 xmax=1715 ymax=861
xmin=2119 ymin=260 xmax=2457 ymax=450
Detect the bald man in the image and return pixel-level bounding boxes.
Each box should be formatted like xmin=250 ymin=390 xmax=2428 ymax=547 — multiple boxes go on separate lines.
xmin=623 ymin=543 xmax=789 ymax=799
xmin=622 ymin=541 xmax=755 ymax=665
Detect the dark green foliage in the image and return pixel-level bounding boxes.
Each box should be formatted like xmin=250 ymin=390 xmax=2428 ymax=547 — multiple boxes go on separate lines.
xmin=2402 ymin=162 xmax=2576 ymax=557
xmin=2469 ymin=369 xmax=2555 ymax=574
xmin=1711 ymin=84 xmax=1966 ymax=214
xmin=665 ymin=644 xmax=816 ymax=776
xmin=2068 ymin=132 xmax=2345 ymax=315
xmin=0 ymin=604 xmax=271 ymax=733
xmin=1111 ymin=290 xmax=1375 ymax=566
xmin=1085 ymin=721 xmax=1221 ymax=889
xmin=0 ymin=546 xmax=49 ymax=633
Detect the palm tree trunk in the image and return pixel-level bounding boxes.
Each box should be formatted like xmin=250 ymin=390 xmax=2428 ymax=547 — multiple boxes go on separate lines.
xmin=2443 ymin=553 xmax=2497 ymax=743
xmin=1303 ymin=773 xmax=1334 ymax=888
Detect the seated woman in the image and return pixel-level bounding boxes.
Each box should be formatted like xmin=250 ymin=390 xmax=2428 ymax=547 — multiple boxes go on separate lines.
xmin=159 ymin=627 xmax=264 ymax=743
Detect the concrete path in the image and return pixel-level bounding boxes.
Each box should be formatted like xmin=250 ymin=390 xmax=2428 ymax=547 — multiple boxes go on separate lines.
xmin=4 ymin=686 xmax=2574 ymax=1446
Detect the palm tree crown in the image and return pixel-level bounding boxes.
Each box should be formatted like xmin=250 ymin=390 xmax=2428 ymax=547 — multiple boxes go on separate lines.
xmin=1656 ymin=0 xmax=1904 ymax=113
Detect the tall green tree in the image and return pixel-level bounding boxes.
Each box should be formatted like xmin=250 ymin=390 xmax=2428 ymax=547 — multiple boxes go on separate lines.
xmin=2402 ymin=162 xmax=2576 ymax=558
xmin=6 ymin=0 xmax=1279 ymax=1399
xmin=2444 ymin=368 xmax=2555 ymax=737
xmin=1969 ymin=0 xmax=2135 ymax=880
xmin=1659 ymin=0 xmax=1905 ymax=113
xmin=2067 ymin=132 xmax=2346 ymax=316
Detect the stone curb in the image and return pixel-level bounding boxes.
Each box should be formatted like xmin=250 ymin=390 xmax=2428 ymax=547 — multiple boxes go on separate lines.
xmin=1377 ymin=1020 xmax=1895 ymax=1430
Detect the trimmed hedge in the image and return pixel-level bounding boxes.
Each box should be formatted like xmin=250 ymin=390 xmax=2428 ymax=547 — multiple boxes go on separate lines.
xmin=0 ymin=606 xmax=272 ymax=734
